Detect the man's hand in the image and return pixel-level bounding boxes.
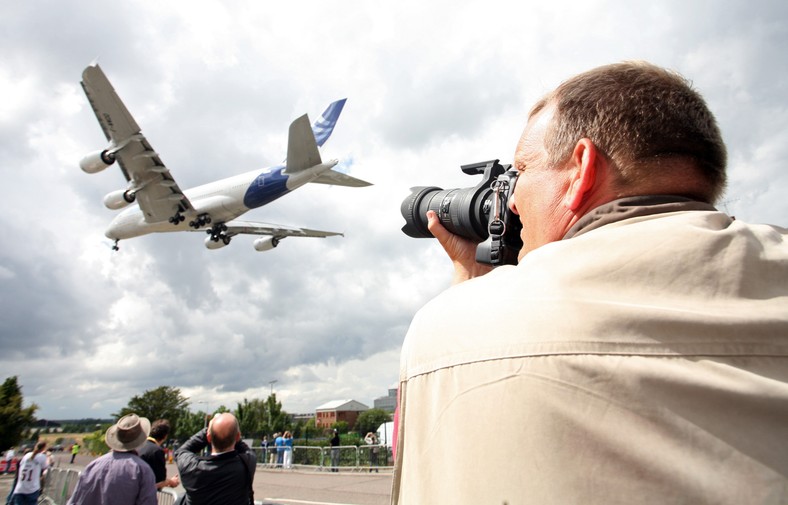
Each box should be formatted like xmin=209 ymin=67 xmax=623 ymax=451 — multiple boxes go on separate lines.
xmin=427 ymin=211 xmax=493 ymax=283
xmin=158 ymin=474 xmax=180 ymax=490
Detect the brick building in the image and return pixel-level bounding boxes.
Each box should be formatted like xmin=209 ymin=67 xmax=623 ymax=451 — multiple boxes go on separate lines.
xmin=315 ymin=399 xmax=369 ymax=429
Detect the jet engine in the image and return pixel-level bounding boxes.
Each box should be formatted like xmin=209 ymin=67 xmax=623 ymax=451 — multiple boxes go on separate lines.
xmin=253 ymin=237 xmax=280 ymax=252
xmin=204 ymin=236 xmax=230 ymax=250
xmin=79 ymin=150 xmax=116 ymax=174
xmin=103 ymin=189 xmax=136 ymax=210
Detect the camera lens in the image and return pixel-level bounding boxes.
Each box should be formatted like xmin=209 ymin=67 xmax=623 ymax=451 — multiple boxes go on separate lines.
xmin=400 ymin=185 xmax=491 ymax=242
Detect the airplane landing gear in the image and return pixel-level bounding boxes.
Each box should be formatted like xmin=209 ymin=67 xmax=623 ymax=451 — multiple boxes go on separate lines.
xmin=169 ymin=212 xmax=185 ymax=225
xmin=206 ymin=223 xmax=230 ymax=244
xmin=112 ymin=239 xmax=120 ymax=251
xmin=189 ymin=213 xmax=212 ymax=229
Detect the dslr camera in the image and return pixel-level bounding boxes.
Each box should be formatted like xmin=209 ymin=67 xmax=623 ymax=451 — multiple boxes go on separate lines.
xmin=400 ymin=159 xmax=523 ymax=266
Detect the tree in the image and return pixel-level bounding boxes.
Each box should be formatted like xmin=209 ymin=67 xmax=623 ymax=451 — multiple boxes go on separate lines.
xmin=0 ymin=376 xmax=38 ymax=451
xmin=265 ymin=394 xmax=288 ymax=434
xmin=235 ymin=398 xmax=267 ymax=438
xmin=331 ymin=421 xmax=349 ymax=435
xmin=303 ymin=418 xmax=318 ymax=442
xmin=83 ymin=426 xmax=111 ymax=455
xmin=115 ymin=386 xmax=190 ymax=435
xmin=175 ymin=410 xmax=209 ymax=442
xmin=354 ymin=409 xmax=391 ymax=437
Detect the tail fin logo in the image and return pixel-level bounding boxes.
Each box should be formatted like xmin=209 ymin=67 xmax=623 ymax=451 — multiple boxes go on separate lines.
xmin=312 ymin=98 xmax=347 ymax=147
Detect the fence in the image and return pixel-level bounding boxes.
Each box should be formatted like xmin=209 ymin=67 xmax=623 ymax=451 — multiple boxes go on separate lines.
xmin=39 ymin=467 xmax=81 ymax=505
xmin=38 ymin=468 xmax=179 ymax=505
xmin=251 ymin=445 xmax=393 ymax=472
xmin=156 ymin=489 xmax=178 ymax=505
xmin=37 ymin=445 xmax=392 ymax=504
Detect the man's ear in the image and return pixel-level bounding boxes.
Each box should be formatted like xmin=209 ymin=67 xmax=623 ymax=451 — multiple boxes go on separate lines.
xmin=206 ymin=427 xmax=213 ymax=443
xmin=564 ymin=138 xmax=599 ymax=211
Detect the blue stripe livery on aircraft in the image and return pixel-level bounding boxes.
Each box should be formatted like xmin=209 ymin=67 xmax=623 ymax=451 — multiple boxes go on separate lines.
xmin=79 ymin=65 xmax=370 ymax=252
xmin=243 ymin=166 xmax=290 ymax=209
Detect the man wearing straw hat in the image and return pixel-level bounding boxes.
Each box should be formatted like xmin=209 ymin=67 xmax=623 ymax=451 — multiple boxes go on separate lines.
xmin=67 ymin=414 xmax=157 ymax=505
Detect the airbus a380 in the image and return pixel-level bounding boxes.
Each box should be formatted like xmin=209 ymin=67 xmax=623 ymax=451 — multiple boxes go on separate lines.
xmin=79 ymin=64 xmax=370 ymax=252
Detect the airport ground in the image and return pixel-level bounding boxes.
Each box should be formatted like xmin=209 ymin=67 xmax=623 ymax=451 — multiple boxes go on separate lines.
xmin=0 ymin=451 xmax=393 ymax=505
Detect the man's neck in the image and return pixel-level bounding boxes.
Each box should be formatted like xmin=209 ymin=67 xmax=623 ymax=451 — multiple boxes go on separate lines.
xmin=211 ymin=447 xmax=236 ymax=456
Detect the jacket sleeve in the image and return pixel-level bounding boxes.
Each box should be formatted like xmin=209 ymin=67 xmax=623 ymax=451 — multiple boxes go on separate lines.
xmin=180 ymin=428 xmax=209 ymax=454
xmin=175 ymin=428 xmax=208 ymax=475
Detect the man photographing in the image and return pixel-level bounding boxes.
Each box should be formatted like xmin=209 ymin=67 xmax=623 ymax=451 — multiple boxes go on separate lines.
xmin=175 ymin=413 xmax=256 ymax=505
xmin=393 ymin=61 xmax=788 ymax=504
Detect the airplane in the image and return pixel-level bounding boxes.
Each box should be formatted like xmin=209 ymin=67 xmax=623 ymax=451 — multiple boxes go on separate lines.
xmin=79 ymin=64 xmax=371 ymax=252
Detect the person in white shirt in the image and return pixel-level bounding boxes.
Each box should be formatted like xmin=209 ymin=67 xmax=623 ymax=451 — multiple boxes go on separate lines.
xmin=12 ymin=442 xmax=50 ymax=505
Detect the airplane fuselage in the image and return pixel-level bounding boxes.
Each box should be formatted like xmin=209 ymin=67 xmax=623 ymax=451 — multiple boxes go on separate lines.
xmin=105 ymin=159 xmax=338 ymax=240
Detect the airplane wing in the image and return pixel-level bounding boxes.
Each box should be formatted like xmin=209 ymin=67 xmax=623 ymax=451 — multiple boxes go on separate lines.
xmin=80 ymin=64 xmax=195 ymax=224
xmin=218 ymin=220 xmax=343 ymax=239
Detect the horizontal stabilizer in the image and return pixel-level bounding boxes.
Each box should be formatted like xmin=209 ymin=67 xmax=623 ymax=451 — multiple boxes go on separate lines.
xmin=217 ymin=220 xmax=343 ymax=238
xmin=286 ymin=114 xmax=321 ymax=173
xmin=311 ymin=169 xmax=372 ymax=187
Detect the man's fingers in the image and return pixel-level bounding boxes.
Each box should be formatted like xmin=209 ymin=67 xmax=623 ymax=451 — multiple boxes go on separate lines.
xmin=425 ymin=210 xmax=492 ymax=282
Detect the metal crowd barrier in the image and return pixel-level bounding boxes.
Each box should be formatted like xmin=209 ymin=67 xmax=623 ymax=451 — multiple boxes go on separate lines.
xmin=38 ymin=467 xmax=180 ymax=505
xmin=251 ymin=445 xmax=393 ymax=472
xmin=156 ymin=488 xmax=178 ymax=505
xmin=39 ymin=467 xmax=80 ymax=505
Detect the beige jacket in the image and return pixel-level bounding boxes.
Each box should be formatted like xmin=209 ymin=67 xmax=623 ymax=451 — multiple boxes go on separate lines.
xmin=393 ymin=209 xmax=788 ymax=504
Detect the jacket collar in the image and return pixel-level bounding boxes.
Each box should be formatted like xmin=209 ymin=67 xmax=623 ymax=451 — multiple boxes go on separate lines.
xmin=564 ymin=195 xmax=718 ymax=240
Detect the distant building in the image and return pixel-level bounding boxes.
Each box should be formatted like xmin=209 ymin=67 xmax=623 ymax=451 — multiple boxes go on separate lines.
xmin=373 ymin=388 xmax=397 ymax=413
xmin=315 ymin=400 xmax=369 ymax=429
xmin=31 ymin=419 xmax=63 ymax=433
xmin=289 ymin=412 xmax=315 ymax=424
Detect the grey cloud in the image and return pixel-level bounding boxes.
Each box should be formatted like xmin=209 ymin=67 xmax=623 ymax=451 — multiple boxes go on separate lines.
xmin=2 ymin=0 xmax=787 ymax=419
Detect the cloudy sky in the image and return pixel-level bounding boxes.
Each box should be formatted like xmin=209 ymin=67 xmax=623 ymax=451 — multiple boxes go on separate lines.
xmin=1 ymin=0 xmax=786 ymax=421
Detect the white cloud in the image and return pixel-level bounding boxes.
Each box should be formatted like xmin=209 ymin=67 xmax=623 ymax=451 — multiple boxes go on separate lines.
xmin=0 ymin=0 xmax=786 ymax=420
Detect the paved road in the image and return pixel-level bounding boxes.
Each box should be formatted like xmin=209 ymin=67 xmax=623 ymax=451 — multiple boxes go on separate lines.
xmin=1 ymin=452 xmax=393 ymax=505
xmin=252 ymin=470 xmax=392 ymax=505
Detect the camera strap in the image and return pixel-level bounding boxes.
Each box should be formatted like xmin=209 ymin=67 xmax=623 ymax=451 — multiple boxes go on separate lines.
xmin=486 ymin=177 xmax=511 ymax=262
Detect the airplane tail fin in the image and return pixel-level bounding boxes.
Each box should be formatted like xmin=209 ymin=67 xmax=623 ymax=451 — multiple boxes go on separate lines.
xmin=311 ymin=98 xmax=346 ymax=147
xmin=286 ymin=114 xmax=322 ymax=173
xmin=286 ymin=99 xmax=370 ymax=186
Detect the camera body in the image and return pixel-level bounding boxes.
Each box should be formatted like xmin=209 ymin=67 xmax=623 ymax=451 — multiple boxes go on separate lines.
xmin=400 ymin=159 xmax=523 ymax=266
